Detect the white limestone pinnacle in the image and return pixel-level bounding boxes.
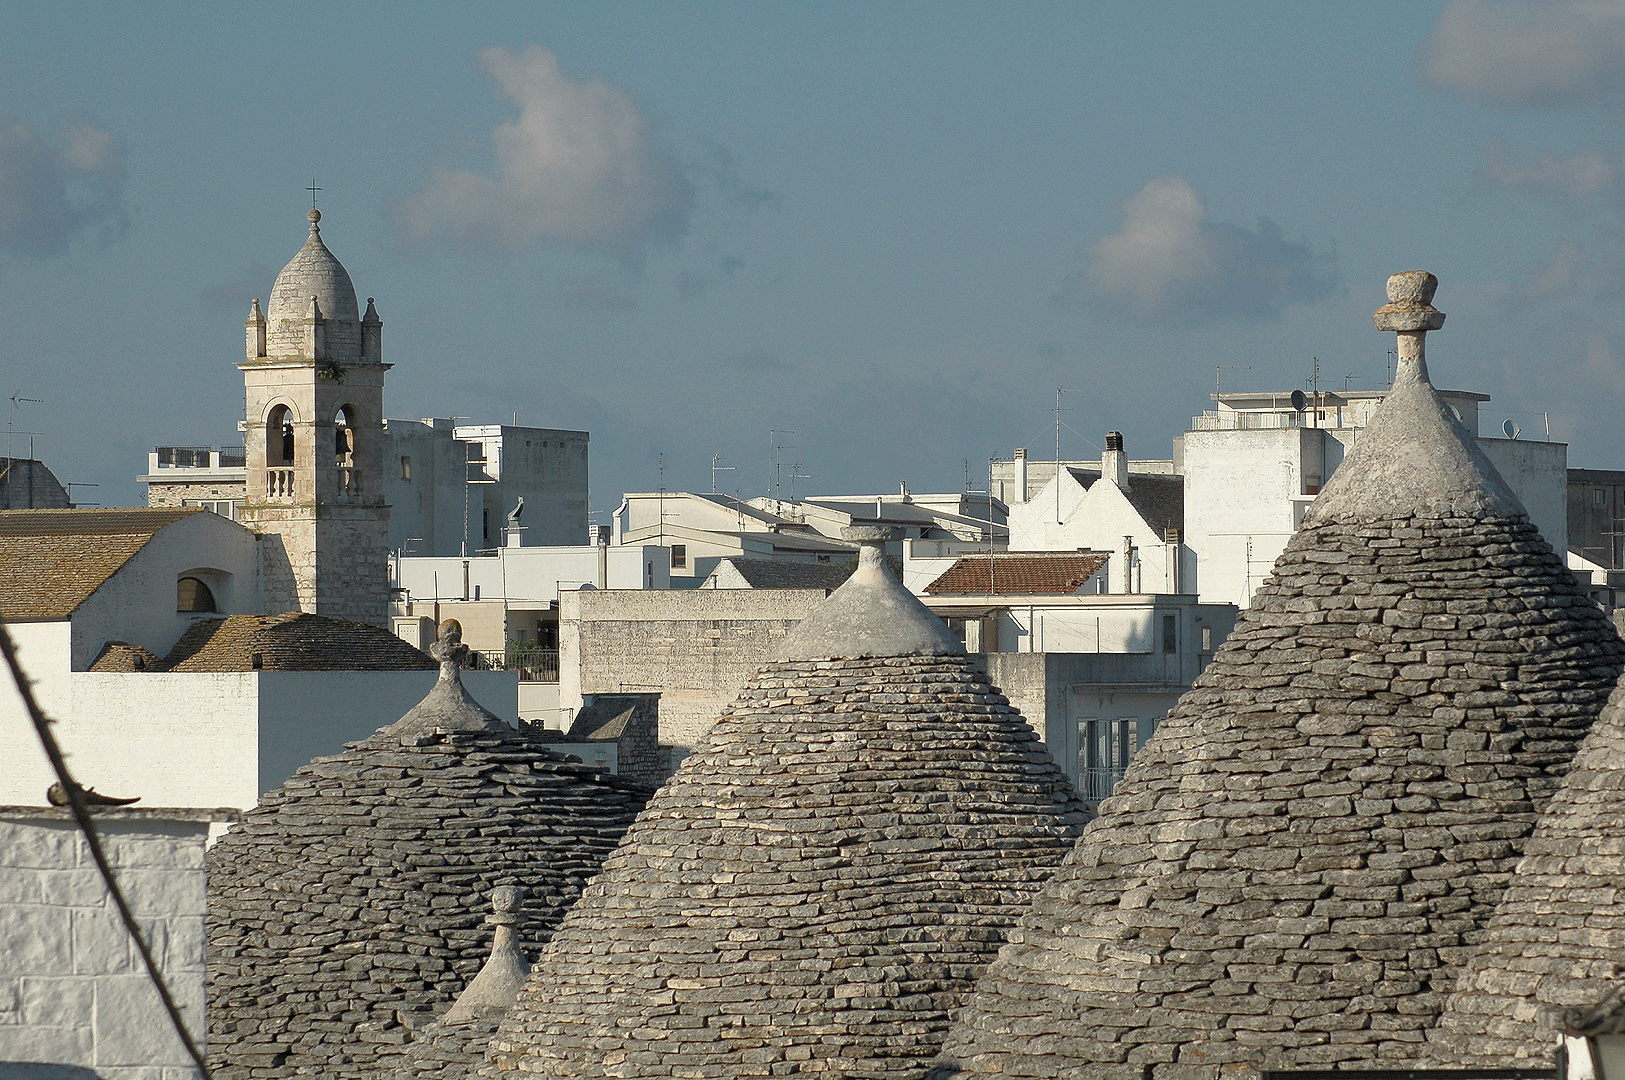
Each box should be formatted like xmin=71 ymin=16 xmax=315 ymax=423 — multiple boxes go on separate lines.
xmin=774 ymin=524 xmax=963 ymax=661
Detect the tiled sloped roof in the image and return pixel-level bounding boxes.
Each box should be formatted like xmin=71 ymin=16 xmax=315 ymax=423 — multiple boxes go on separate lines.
xmin=88 ymin=641 xmax=164 ymax=672
xmin=0 ymin=508 xmax=202 ymax=621
xmin=924 ymin=551 xmax=1110 ymax=595
xmin=162 ymin=613 xmax=436 ymax=671
xmin=1068 ymin=468 xmax=1185 ymax=536
xmin=715 ymin=557 xmax=853 ymax=590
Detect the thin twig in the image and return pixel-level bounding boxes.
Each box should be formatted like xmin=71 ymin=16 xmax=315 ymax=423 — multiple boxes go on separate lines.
xmin=0 ymin=614 xmax=213 ymax=1078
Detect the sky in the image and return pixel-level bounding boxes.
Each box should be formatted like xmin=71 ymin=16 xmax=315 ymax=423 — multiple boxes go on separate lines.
xmin=2 ymin=1 xmax=1623 ymax=520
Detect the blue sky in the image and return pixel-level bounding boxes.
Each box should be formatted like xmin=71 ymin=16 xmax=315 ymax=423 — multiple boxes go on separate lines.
xmin=2 ymin=1 xmax=1622 ymax=516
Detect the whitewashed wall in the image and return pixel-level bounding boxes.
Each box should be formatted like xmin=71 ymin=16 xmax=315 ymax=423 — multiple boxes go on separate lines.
xmin=0 ymin=660 xmax=517 ymax=810
xmin=69 ymin=512 xmax=261 ymax=672
xmin=0 ymin=809 xmax=220 ymax=1080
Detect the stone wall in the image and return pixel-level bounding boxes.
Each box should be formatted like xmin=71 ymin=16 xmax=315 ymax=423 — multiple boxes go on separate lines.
xmin=559 ymin=588 xmax=831 ymax=752
xmin=0 ymin=808 xmax=234 ymax=1080
xmin=146 ymin=482 xmax=248 ymax=509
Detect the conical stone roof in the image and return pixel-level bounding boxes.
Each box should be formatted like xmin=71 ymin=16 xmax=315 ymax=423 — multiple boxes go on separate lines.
xmin=206 ymin=622 xmax=650 ymax=1080
xmin=484 ymin=525 xmax=1089 ymax=1079
xmin=931 ymin=272 xmax=1625 ymax=1080
xmin=1427 ymin=664 xmax=1625 ymax=1066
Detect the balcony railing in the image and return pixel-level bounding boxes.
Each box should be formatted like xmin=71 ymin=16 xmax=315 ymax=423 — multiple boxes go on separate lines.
xmin=335 ymin=467 xmax=362 ymax=499
xmin=1076 ymin=765 xmax=1128 ymax=802
xmin=266 ymin=469 xmax=295 ymax=499
xmin=467 ymin=646 xmax=560 ymax=683
xmin=154 ymin=446 xmax=246 ymax=469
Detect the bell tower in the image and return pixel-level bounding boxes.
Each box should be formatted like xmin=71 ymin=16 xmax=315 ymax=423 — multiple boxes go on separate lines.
xmin=238 ymin=209 xmax=390 ymax=625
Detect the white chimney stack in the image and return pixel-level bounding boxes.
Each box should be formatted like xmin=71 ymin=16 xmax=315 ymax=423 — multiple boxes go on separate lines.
xmin=1013 ymin=448 xmax=1028 ymax=503
xmin=1102 ymin=431 xmax=1129 ymax=491
xmin=1120 ymin=535 xmax=1136 ymax=594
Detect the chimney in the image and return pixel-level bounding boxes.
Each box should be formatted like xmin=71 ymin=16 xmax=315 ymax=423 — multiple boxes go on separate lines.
xmin=1013 ymin=448 xmax=1028 ymax=503
xmin=1120 ymin=535 xmax=1136 ymax=594
xmin=1102 ymin=431 xmax=1129 ymax=491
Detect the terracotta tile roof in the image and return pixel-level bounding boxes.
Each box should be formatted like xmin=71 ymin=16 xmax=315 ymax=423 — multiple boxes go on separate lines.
xmin=924 ymin=551 xmax=1111 ymax=595
xmin=0 ymin=508 xmax=203 ymax=621
xmin=161 ymin=613 xmax=436 ymax=672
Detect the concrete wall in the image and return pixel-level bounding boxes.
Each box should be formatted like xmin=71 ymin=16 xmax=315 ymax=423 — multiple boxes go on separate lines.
xmin=458 ymin=425 xmax=591 ymax=550
xmin=1007 ymin=470 xmax=1186 ymax=592
xmin=0 ymin=646 xmax=517 ymax=810
xmin=560 ymin=588 xmax=828 ymax=751
xmin=1479 ymin=436 xmax=1567 ymax=556
xmin=254 ymin=670 xmax=517 ymax=795
xmin=396 ymin=545 xmax=668 ymax=604
xmin=0 ymin=809 xmax=218 ymax=1080
xmin=67 ymin=512 xmax=262 ymax=672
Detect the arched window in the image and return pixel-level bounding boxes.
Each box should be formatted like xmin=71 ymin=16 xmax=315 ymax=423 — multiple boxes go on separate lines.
xmin=334 ymin=405 xmax=356 ymax=466
xmin=267 ymin=404 xmax=294 ymax=466
xmin=177 ymin=576 xmax=217 ymax=613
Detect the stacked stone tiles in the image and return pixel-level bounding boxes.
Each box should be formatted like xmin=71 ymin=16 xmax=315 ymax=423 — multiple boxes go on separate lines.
xmin=206 ymin=623 xmax=650 ymax=1080
xmin=931 ymin=273 xmax=1625 ymax=1080
xmin=485 ymin=525 xmax=1089 ymax=1079
xmin=1426 ymin=665 xmax=1625 ymax=1065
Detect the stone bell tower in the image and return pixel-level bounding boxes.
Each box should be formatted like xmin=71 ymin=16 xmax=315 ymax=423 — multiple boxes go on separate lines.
xmin=238 ymin=209 xmax=390 ymax=625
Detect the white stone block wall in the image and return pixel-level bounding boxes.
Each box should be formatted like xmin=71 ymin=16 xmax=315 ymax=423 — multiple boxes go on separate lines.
xmin=0 ymin=810 xmax=226 ymax=1080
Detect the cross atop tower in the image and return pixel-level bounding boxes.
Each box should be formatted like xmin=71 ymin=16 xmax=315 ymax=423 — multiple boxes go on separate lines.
xmin=306 ymin=178 xmax=321 ymax=210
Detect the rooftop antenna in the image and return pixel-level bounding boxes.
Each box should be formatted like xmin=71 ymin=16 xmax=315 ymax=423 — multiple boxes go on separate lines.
xmin=710 ymin=452 xmax=734 ymax=494
xmin=1215 ymin=365 xmax=1250 ymax=396
xmin=1343 ymin=372 xmax=1359 ymax=390
xmin=789 ymin=462 xmax=810 ymax=502
xmin=5 ymin=395 xmax=44 ymax=506
xmin=65 ymin=481 xmax=100 ymax=508
xmin=768 ymin=429 xmax=795 ymax=510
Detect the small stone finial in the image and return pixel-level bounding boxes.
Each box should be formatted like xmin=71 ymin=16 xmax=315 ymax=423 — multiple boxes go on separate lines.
xmin=430 ymin=618 xmax=470 ymax=671
xmin=306 ymin=295 xmax=323 ymax=321
xmin=1373 ymin=269 xmax=1445 ymax=371
xmin=383 ymin=616 xmax=508 ymax=736
xmin=1373 ymin=270 xmax=1446 ymax=333
xmin=774 ymin=523 xmax=963 ymax=661
xmin=247 ymin=298 xmax=264 ymax=323
xmin=308 ymin=207 xmax=321 ymax=233
xmin=441 ymin=885 xmax=533 ymax=1026
xmin=362 ymin=297 xmax=380 ymax=324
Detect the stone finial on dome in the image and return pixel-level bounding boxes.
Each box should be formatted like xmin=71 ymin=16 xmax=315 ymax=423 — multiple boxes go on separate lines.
xmin=308 ymin=207 xmax=321 ymax=233
xmin=441 ymin=886 xmax=532 ymax=1026
xmin=774 ymin=523 xmax=962 ymax=661
xmin=363 ymin=297 xmax=380 ymax=325
xmin=385 ymin=619 xmax=509 ymax=736
xmin=1303 ymin=270 xmax=1522 ymax=526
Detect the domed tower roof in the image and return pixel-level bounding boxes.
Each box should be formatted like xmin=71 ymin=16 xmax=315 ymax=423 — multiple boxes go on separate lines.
xmin=264 ymin=209 xmax=362 ymax=358
xmin=1427 ymin=666 xmax=1625 ymax=1066
xmin=206 ymin=622 xmax=651 ymax=1080
xmin=484 ymin=526 xmax=1089 ymax=1079
xmin=932 ymin=272 xmax=1625 ymax=1080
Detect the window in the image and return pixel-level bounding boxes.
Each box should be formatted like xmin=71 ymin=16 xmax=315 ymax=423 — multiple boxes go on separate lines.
xmin=177 ymin=576 xmax=217 ymax=613
xmin=183 ymin=499 xmax=240 ymax=521
xmin=266 ymin=404 xmax=294 ymax=466
xmin=400 ymin=456 xmax=411 ymax=480
xmin=482 ymin=509 xmax=490 ymax=541
xmin=334 ymin=406 xmax=356 ymax=466
xmin=671 ymin=544 xmax=687 ymax=569
xmin=1597 ymin=488 xmax=1608 ymax=507
xmin=1161 ymin=614 xmax=1177 ymax=654
xmin=1201 ymin=625 xmax=1213 ymax=652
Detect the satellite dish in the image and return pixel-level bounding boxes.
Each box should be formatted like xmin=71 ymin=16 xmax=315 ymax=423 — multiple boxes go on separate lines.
xmin=1503 ymin=419 xmax=1520 ymax=439
xmin=1290 ymin=389 xmax=1307 ymax=412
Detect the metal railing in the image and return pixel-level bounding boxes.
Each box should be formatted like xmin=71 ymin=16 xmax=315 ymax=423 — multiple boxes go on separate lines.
xmin=154 ymin=446 xmax=246 ymax=469
xmin=467 ymin=646 xmax=560 ymax=683
xmin=1076 ymin=765 xmax=1128 ymax=802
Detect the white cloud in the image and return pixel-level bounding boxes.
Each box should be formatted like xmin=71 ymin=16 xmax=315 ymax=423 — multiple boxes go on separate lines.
xmin=396 ymin=45 xmax=693 ymax=258
xmin=1423 ymin=0 xmax=1625 ymax=107
xmin=1486 ymin=140 xmax=1620 ymax=204
xmin=0 ymin=117 xmax=128 ymax=259
xmin=1054 ymin=177 xmax=1337 ymax=325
